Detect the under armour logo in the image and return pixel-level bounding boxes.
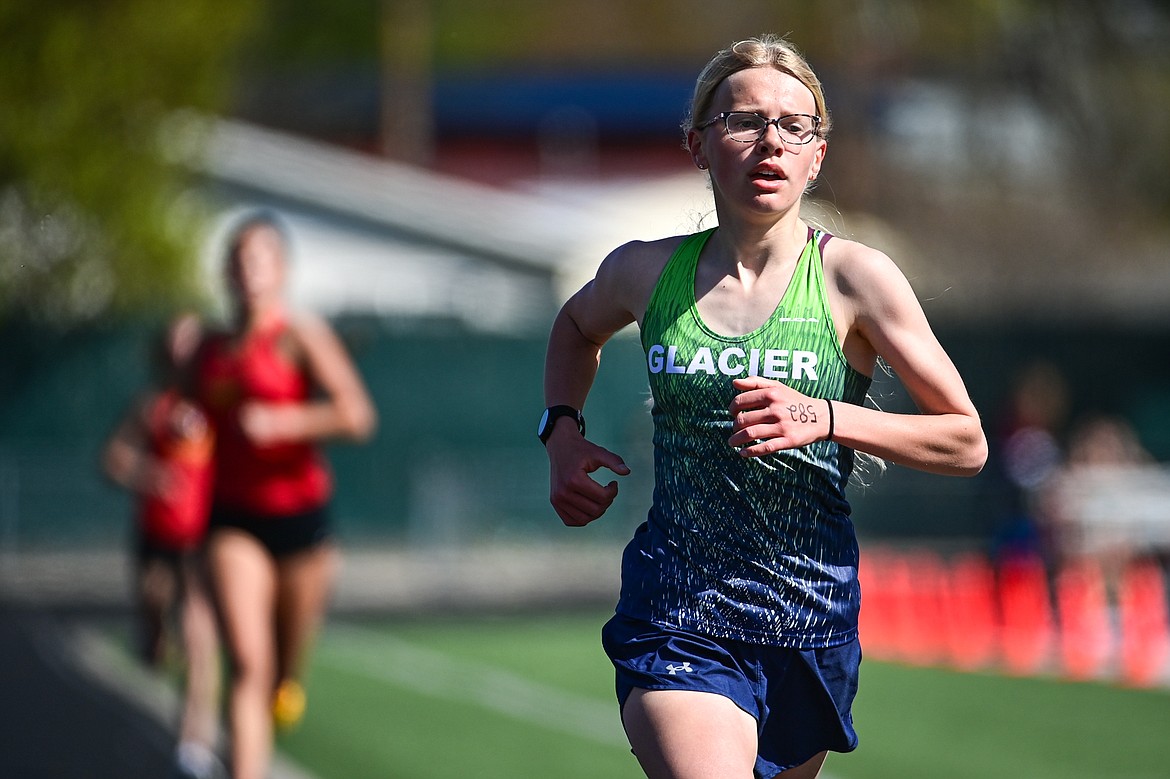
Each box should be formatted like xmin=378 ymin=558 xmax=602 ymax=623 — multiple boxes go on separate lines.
xmin=665 ymin=662 xmax=693 ymax=675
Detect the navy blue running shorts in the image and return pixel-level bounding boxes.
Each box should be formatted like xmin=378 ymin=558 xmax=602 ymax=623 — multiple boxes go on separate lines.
xmin=602 ymin=613 xmax=860 ymax=778
xmin=208 ymin=504 xmax=333 ymax=558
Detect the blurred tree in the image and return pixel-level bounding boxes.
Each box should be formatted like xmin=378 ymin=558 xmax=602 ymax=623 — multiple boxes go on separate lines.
xmin=1007 ymin=0 xmax=1170 ymax=217
xmin=815 ymin=0 xmax=1170 ymax=218
xmin=0 ymin=0 xmax=262 ymax=327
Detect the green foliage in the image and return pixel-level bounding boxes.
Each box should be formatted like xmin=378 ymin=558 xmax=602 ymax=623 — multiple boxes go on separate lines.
xmin=240 ymin=0 xmax=381 ymax=66
xmin=0 ymin=0 xmax=262 ymax=326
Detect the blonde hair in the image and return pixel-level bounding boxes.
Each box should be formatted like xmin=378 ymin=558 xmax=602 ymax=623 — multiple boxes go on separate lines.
xmin=685 ymin=35 xmax=831 ymax=139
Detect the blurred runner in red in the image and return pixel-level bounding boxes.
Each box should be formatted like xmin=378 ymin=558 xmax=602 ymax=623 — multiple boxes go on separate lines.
xmin=103 ymin=311 xmax=224 ymax=779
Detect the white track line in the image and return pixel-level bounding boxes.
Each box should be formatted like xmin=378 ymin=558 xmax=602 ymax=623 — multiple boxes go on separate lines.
xmin=69 ymin=624 xmax=318 ymax=779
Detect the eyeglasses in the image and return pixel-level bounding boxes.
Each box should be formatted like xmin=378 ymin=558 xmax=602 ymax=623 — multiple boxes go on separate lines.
xmin=696 ymin=112 xmax=822 ymax=146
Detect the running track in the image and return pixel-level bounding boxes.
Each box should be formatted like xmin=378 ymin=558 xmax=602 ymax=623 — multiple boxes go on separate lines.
xmin=0 ymin=604 xmax=314 ymax=779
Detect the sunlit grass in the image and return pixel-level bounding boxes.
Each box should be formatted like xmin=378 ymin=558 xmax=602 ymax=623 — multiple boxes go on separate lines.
xmin=270 ymin=611 xmax=1170 ymax=779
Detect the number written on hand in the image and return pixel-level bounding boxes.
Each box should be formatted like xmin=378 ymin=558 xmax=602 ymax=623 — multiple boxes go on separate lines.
xmin=786 ymin=403 xmax=819 ymax=425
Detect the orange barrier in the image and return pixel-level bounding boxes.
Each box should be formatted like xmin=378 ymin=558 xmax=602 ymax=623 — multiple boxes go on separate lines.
xmin=885 ymin=552 xmax=918 ymax=663
xmin=905 ymin=550 xmax=949 ymax=665
xmin=1055 ymin=557 xmax=1113 ymax=680
xmin=1117 ymin=559 xmax=1170 ymax=688
xmin=997 ymin=553 xmax=1055 ymax=675
xmin=942 ymin=552 xmax=998 ymax=671
xmin=858 ymin=548 xmax=1169 ymax=686
xmin=857 ymin=548 xmax=894 ymax=659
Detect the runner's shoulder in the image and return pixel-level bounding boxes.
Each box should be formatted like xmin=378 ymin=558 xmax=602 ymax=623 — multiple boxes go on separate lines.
xmin=596 ymin=234 xmax=689 ymax=287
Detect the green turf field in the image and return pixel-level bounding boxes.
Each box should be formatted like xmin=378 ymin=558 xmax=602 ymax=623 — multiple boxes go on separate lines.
xmin=276 ymin=611 xmax=1170 ymax=779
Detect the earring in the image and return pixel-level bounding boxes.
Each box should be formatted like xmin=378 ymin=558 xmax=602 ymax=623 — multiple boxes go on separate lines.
xmin=697 ymin=162 xmax=708 ymax=170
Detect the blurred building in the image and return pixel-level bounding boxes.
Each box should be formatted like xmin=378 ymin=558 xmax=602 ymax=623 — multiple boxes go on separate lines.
xmin=176 ymin=115 xmax=723 ymax=333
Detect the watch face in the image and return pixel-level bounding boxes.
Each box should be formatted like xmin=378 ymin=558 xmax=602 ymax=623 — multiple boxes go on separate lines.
xmin=538 ymin=408 xmax=550 ymax=436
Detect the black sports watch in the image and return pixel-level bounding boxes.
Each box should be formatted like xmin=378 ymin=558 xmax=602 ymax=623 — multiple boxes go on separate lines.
xmin=538 ymin=405 xmax=586 ymax=445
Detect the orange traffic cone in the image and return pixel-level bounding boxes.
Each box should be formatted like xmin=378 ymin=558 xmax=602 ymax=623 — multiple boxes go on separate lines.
xmin=885 ymin=551 xmax=917 ymax=663
xmin=943 ymin=552 xmax=999 ymax=671
xmin=858 ymin=549 xmax=895 ymax=660
xmin=903 ymin=549 xmax=948 ymax=666
xmin=998 ymin=553 xmax=1054 ymax=676
xmin=1117 ymin=559 xmax=1170 ymax=688
xmin=1055 ymin=557 xmax=1113 ymax=681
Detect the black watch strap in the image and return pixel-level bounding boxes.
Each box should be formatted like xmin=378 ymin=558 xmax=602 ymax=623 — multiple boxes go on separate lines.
xmin=538 ymin=405 xmax=585 ymax=445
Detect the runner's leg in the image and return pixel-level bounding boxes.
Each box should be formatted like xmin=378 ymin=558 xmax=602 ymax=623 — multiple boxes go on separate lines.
xmin=622 ymin=688 xmax=758 ymax=779
xmin=208 ymin=529 xmax=277 ymax=779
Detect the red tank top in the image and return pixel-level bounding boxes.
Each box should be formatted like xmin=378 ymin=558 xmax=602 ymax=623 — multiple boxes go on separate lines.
xmin=140 ymin=390 xmax=214 ymax=549
xmin=197 ymin=320 xmax=332 ymax=516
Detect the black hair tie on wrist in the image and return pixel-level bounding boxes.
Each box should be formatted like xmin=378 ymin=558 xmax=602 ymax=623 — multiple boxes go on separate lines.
xmin=825 ymin=399 xmax=835 ymax=442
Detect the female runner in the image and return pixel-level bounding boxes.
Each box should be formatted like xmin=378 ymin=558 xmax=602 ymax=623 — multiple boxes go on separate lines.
xmin=542 ymin=35 xmax=987 ymax=779
xmin=196 ymin=212 xmax=376 ymax=779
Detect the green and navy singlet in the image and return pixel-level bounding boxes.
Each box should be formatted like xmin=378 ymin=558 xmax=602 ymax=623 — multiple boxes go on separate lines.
xmin=616 ymin=227 xmax=872 ymax=648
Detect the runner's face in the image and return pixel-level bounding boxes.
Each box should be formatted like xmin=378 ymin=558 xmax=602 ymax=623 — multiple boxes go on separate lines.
xmin=228 ymin=226 xmax=285 ymax=308
xmin=689 ymin=67 xmax=826 ymax=218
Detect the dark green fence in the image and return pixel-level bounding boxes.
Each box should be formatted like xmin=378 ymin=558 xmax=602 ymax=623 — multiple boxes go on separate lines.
xmin=2 ymin=317 xmax=1168 ymax=553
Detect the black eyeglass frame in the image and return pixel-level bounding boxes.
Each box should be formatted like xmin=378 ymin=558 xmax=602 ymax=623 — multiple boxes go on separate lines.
xmin=695 ymin=111 xmax=823 ymax=146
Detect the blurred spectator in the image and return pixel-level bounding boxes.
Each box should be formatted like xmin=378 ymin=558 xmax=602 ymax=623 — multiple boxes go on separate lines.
xmin=1044 ymin=413 xmax=1164 ymax=575
xmin=990 ymin=360 xmax=1070 ymax=564
xmin=1065 ymin=414 xmax=1154 ymax=469
xmin=101 ymin=311 xmax=224 ymax=779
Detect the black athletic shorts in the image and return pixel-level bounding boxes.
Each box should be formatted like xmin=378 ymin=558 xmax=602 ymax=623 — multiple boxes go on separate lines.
xmin=208 ymin=503 xmax=333 ymax=558
xmin=135 ymin=532 xmax=188 ymax=565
